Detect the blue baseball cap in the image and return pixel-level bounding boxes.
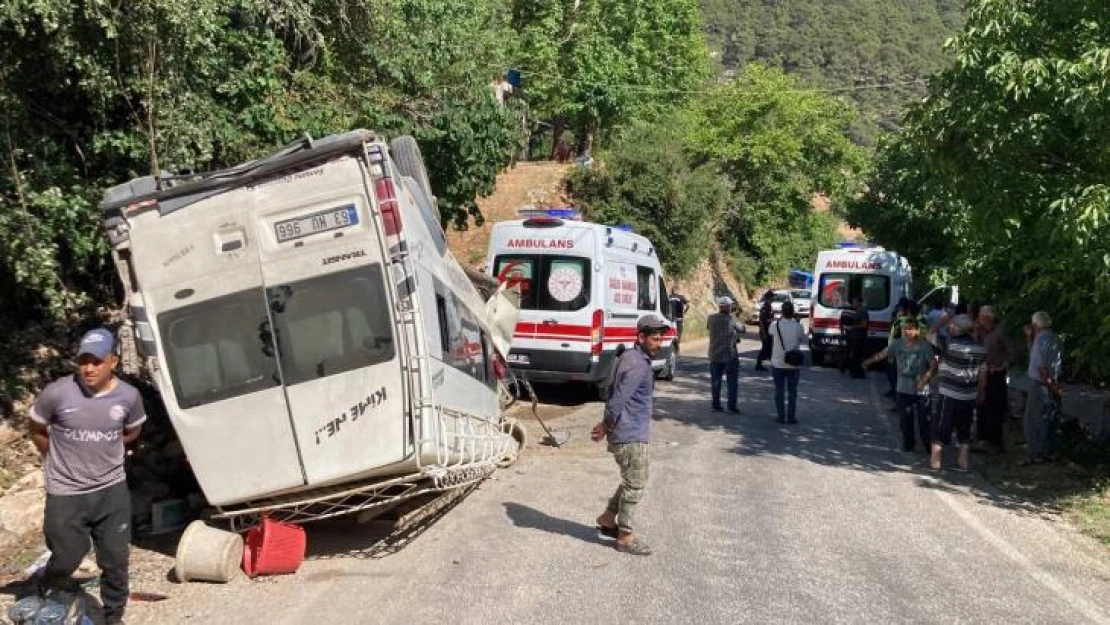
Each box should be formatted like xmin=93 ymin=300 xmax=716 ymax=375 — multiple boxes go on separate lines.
xmin=77 ymin=328 xmax=116 ymax=360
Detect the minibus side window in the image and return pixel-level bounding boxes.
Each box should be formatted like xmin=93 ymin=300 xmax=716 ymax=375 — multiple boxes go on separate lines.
xmin=433 ymin=279 xmax=492 ymax=387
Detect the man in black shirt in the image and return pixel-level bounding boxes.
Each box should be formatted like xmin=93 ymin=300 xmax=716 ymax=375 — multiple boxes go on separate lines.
xmin=755 ymin=291 xmax=775 ymax=371
xmin=846 ymin=295 xmax=870 ymax=379
xmin=668 ymin=290 xmax=690 ymax=340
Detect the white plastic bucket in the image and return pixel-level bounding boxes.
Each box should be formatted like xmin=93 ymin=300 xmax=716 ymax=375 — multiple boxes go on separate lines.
xmin=174 ymin=520 xmax=243 ymax=583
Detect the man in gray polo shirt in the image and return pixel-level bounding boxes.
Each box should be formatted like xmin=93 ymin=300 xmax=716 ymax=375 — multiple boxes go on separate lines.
xmin=591 ymin=313 xmax=669 ymax=556
xmin=27 ymin=328 xmax=146 ymax=625
xmin=1022 ymin=311 xmax=1063 ymax=465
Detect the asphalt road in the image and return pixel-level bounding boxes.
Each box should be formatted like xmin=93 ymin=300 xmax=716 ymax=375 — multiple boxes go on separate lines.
xmin=127 ymin=336 xmax=1110 ymax=624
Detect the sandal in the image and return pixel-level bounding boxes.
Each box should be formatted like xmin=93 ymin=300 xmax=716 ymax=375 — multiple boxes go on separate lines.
xmin=613 ymin=537 xmax=653 ymax=556
xmin=596 ymin=525 xmax=619 ymax=540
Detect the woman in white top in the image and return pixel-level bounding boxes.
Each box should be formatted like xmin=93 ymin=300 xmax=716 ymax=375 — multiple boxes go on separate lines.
xmin=770 ymin=301 xmax=807 ymax=424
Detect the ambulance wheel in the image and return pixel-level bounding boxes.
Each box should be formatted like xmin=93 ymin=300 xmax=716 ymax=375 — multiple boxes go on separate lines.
xmin=389 ymin=135 xmax=438 ymax=225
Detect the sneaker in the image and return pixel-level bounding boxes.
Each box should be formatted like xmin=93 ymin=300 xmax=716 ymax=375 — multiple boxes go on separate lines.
xmin=726 ymin=407 xmax=740 ymax=414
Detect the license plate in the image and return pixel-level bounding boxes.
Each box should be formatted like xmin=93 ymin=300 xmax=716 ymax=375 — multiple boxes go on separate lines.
xmin=275 ymin=203 xmax=359 ymax=243
xmin=507 ymin=353 xmax=530 ymax=365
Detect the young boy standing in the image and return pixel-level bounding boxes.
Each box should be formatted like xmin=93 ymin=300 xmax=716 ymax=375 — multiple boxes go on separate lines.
xmin=864 ymin=318 xmax=936 ymax=452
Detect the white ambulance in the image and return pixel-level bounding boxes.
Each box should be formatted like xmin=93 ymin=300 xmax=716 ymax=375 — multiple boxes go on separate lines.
xmin=808 ymin=246 xmax=912 ymax=364
xmin=486 ymin=218 xmax=678 ymax=396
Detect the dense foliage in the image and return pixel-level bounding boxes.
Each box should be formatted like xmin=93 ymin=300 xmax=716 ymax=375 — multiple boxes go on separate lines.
xmin=848 ymin=0 xmax=1110 ymax=384
xmin=569 ymin=66 xmax=865 ymax=283
xmin=688 ymin=65 xmax=866 ymax=283
xmin=512 ymin=0 xmax=710 ymax=152
xmin=566 ymin=119 xmax=731 ymax=276
xmin=700 ymin=0 xmax=963 ymax=145
xmin=0 ymin=0 xmax=518 ymax=329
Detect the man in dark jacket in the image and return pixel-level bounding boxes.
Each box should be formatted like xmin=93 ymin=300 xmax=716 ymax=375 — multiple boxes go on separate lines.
xmin=591 ymin=313 xmax=669 ymax=556
xmin=755 ymin=291 xmax=775 ymax=371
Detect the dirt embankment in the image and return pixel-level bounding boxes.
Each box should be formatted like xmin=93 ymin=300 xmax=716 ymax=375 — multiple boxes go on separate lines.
xmin=446 ymin=161 xmax=572 ymax=270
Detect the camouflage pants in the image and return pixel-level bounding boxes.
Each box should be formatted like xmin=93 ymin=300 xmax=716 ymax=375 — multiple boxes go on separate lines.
xmin=606 ymin=442 xmax=649 ymax=534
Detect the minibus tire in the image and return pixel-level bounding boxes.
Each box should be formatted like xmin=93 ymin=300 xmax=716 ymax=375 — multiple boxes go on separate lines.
xmin=389 ymin=135 xmax=438 ymax=224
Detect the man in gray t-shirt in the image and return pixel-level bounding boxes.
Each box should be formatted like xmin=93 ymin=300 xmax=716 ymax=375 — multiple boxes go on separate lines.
xmin=707 ymin=296 xmax=744 ymax=413
xmin=27 ymin=328 xmax=145 ymax=625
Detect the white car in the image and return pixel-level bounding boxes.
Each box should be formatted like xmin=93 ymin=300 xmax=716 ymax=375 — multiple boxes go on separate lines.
xmin=747 ymin=289 xmax=792 ymax=325
xmin=790 ymin=289 xmax=811 ymax=317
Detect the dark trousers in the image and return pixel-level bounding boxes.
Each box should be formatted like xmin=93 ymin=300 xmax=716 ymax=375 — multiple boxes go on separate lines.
xmin=772 ymin=367 xmax=800 ymax=423
xmin=756 ymin=334 xmax=772 ymax=366
xmin=675 ymin=318 xmax=684 ymax=340
xmin=897 ymin=393 xmax=931 ymax=451
xmin=42 ymin=482 xmax=131 ymax=623
xmin=847 ymin=330 xmax=867 ymax=378
xmin=977 ymin=370 xmax=1008 ymax=447
xmin=1023 ymin=382 xmax=1059 ymax=461
xmin=710 ymin=359 xmax=739 ymax=410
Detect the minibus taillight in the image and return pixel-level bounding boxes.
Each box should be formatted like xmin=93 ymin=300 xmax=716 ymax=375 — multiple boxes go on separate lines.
xmin=590 ymin=309 xmax=604 ymax=360
xmin=375 ymin=179 xmax=402 ymax=236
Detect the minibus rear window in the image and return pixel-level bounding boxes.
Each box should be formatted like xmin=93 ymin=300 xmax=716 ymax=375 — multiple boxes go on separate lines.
xmin=160 ymin=290 xmax=280 ymax=408
xmin=493 ymin=255 xmax=591 ymax=311
xmin=159 ymin=266 xmax=397 ymax=406
xmin=265 ymin=266 xmax=396 ymax=385
xmin=817 ymin=273 xmax=891 ymax=310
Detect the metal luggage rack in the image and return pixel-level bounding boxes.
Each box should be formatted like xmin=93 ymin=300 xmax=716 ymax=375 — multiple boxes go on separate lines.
xmin=212 ymin=461 xmax=498 ymax=532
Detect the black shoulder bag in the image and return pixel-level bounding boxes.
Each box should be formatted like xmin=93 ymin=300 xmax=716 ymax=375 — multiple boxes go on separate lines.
xmin=776 ymin=321 xmax=805 ymax=367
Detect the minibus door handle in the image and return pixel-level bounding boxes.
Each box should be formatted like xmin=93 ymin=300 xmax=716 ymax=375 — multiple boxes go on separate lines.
xmin=543 ymin=318 xmax=558 ymax=325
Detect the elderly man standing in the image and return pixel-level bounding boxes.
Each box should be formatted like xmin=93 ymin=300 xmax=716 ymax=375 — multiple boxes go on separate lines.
xmin=931 ymin=314 xmax=986 ymax=471
xmin=976 ymin=306 xmax=1013 ymax=452
xmin=707 ymin=296 xmax=743 ymax=413
xmin=1022 ymin=311 xmax=1064 ymax=465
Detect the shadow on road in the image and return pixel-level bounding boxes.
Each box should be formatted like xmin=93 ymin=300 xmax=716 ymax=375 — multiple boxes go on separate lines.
xmin=502 ymin=502 xmax=607 ymax=546
xmin=653 ymin=350 xmax=1062 ymax=519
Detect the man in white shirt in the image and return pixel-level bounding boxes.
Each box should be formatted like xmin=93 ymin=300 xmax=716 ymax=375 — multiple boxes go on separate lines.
xmin=769 ymin=301 xmax=807 ymax=424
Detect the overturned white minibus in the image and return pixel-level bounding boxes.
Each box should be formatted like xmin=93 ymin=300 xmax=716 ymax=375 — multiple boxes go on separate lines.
xmin=100 ymin=130 xmax=519 ymax=529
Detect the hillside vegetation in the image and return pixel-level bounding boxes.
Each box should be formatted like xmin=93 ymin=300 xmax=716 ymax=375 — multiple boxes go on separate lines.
xmin=700 ymin=0 xmax=963 ymax=144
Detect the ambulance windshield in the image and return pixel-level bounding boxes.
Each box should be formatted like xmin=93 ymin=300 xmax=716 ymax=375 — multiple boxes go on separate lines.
xmin=817 ymin=273 xmax=890 ymax=310
xmin=493 ymin=255 xmax=591 ymax=312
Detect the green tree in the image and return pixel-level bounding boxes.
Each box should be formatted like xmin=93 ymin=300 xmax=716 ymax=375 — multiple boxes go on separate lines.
xmin=849 ymin=0 xmax=1110 ymax=383
xmin=566 ymin=118 xmax=730 ymax=276
xmin=0 ymin=0 xmax=521 ymax=329
xmin=699 ymin=0 xmax=964 ymax=145
xmin=512 ymin=0 xmax=710 ymax=152
xmin=688 ymin=65 xmax=867 ymax=283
